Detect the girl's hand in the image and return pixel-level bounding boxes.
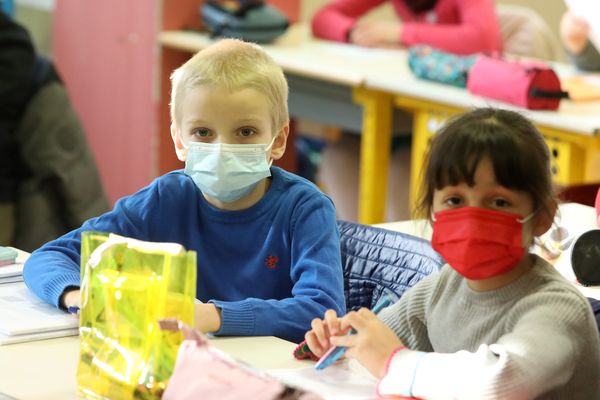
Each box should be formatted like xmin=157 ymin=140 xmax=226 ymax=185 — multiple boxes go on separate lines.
xmin=560 ymin=11 xmax=590 ymax=54
xmin=331 ymin=308 xmax=404 ymax=378
xmin=305 ymin=309 xmax=346 ymax=357
xmin=349 ymin=20 xmax=403 ymax=48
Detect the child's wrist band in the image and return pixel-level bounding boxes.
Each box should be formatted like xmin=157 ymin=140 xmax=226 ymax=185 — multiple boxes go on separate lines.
xmin=408 ymin=351 xmax=427 ymax=397
xmin=383 ymin=345 xmax=407 ymax=376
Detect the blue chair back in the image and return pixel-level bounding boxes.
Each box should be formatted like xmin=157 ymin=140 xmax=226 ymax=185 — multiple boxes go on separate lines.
xmin=338 ymin=220 xmax=445 ymax=311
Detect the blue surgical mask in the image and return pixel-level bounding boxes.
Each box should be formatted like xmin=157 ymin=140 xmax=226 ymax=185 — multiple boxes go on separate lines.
xmin=184 ymin=137 xmax=276 ymax=202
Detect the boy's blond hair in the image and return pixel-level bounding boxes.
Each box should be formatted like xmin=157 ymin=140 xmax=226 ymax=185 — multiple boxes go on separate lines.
xmin=170 ymin=39 xmax=289 ymax=133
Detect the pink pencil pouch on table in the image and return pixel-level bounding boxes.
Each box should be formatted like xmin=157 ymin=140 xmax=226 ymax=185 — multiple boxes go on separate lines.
xmin=466 ymin=56 xmax=569 ymax=110
xmin=158 ymin=319 xmax=322 ymax=400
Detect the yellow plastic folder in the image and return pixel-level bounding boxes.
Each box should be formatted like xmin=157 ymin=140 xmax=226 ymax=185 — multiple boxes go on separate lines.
xmin=76 ymin=232 xmax=196 ymax=400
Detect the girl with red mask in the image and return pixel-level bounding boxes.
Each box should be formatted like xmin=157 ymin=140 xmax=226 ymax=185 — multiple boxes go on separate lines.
xmin=311 ymin=0 xmax=502 ymax=55
xmin=304 ymin=108 xmax=600 ymax=399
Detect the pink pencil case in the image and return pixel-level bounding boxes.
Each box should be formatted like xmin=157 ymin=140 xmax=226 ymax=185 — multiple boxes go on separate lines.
xmin=158 ymin=319 xmax=322 ymax=400
xmin=466 ymin=56 xmax=568 ymax=110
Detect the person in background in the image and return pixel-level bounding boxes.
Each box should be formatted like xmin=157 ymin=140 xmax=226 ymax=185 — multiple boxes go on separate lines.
xmin=23 ymin=39 xmax=346 ymax=343
xmin=312 ymin=0 xmax=502 ymax=55
xmin=0 ymin=10 xmax=36 ymax=246
xmin=308 ymin=0 xmax=502 ymax=223
xmin=0 ymin=11 xmax=108 ymax=251
xmin=560 ymin=11 xmax=600 ymax=71
xmin=304 ymin=108 xmax=600 ymax=399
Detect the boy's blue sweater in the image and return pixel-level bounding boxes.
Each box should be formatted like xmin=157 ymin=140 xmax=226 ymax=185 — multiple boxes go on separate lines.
xmin=23 ymin=167 xmax=345 ymax=342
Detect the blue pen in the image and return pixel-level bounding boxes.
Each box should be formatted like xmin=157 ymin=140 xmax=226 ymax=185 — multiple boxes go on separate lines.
xmin=315 ymin=296 xmax=393 ymax=370
xmin=67 ymin=306 xmax=80 ymax=315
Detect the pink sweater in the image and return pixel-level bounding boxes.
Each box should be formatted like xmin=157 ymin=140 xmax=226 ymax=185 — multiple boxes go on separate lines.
xmin=311 ymin=0 xmax=502 ymax=55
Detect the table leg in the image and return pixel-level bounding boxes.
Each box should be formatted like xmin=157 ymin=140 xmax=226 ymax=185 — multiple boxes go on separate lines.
xmin=353 ymin=88 xmax=392 ymax=224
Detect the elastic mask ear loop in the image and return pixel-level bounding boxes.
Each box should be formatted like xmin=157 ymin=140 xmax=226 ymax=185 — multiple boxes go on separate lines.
xmin=265 ymin=135 xmax=278 ymax=152
xmin=265 ymin=135 xmax=278 ymax=167
xmin=517 ymin=210 xmax=537 ymax=224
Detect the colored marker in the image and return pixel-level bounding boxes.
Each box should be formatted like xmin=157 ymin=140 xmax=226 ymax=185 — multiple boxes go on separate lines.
xmin=315 ymin=296 xmax=392 ymax=370
xmin=68 ymin=306 xmax=80 ymax=315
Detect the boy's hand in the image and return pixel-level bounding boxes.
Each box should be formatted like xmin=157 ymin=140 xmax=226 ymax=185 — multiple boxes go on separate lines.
xmin=305 ymin=309 xmax=347 ymax=357
xmin=61 ymin=288 xmax=81 ymax=309
xmin=560 ymin=11 xmax=590 ymax=54
xmin=349 ymin=20 xmax=403 ymax=48
xmin=194 ymin=303 xmax=222 ymax=333
xmin=330 ymin=308 xmax=404 ymax=378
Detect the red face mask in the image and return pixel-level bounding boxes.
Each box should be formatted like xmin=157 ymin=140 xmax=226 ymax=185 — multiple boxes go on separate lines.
xmin=431 ymin=207 xmax=533 ymax=280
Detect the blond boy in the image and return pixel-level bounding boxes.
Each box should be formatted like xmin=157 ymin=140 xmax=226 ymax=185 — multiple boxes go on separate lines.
xmin=24 ymin=39 xmax=346 ymax=342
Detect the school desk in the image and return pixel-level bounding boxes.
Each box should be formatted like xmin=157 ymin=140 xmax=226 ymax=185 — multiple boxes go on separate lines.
xmin=0 ymin=334 xmax=306 ymax=399
xmin=364 ymin=63 xmax=600 ymax=213
xmin=0 ymin=252 xmax=307 ymax=399
xmin=159 ymin=24 xmax=600 ymax=225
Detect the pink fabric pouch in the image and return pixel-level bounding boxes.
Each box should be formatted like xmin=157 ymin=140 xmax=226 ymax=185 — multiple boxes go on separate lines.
xmin=466 ymin=56 xmax=568 ymax=110
xmin=158 ymin=319 xmax=322 ymax=400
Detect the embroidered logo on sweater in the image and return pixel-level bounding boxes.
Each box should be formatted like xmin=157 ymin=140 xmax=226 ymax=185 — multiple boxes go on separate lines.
xmin=264 ymin=255 xmax=279 ymax=269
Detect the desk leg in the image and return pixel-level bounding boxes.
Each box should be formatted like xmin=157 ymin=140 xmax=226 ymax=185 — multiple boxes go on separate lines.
xmin=409 ymin=111 xmax=450 ymax=213
xmin=395 ymin=96 xmax=600 ymax=212
xmin=353 ymin=88 xmax=392 ymax=224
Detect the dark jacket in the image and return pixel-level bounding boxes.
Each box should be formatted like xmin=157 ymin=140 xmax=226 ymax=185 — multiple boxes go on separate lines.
xmin=0 ymin=11 xmax=36 ymax=202
xmin=13 ymin=80 xmax=109 ymax=251
xmin=337 ymin=220 xmax=444 ymax=311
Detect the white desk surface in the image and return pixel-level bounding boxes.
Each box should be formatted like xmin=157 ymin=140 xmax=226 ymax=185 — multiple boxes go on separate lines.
xmin=366 ymin=61 xmax=600 ymax=136
xmin=0 ymin=335 xmax=306 ymax=400
xmin=160 ymin=24 xmax=600 ymax=137
xmin=2 ymin=247 xmax=307 ymax=399
xmin=160 ymin=25 xmax=370 ymax=86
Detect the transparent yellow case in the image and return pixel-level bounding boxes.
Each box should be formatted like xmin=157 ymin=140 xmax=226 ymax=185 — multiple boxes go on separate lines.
xmin=76 ymin=232 xmax=196 ymax=400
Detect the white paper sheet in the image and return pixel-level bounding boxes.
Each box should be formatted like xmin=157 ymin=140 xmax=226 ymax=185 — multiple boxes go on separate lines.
xmin=269 ymin=359 xmax=378 ymax=400
xmin=0 ymin=263 xmax=23 ymax=280
xmin=565 ymin=0 xmax=600 ymax=52
xmin=0 ymin=276 xmax=23 ymax=285
xmin=0 ymin=327 xmax=78 ymax=345
xmin=0 ymin=282 xmax=78 ymax=336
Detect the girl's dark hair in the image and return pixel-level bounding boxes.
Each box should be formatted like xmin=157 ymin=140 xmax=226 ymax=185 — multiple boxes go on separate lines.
xmin=406 ymin=0 xmax=438 ymax=14
xmin=415 ymin=108 xmax=555 ymax=220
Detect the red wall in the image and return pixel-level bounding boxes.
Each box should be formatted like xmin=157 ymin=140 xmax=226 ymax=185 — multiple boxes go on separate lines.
xmin=53 ymin=0 xmax=157 ymax=205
